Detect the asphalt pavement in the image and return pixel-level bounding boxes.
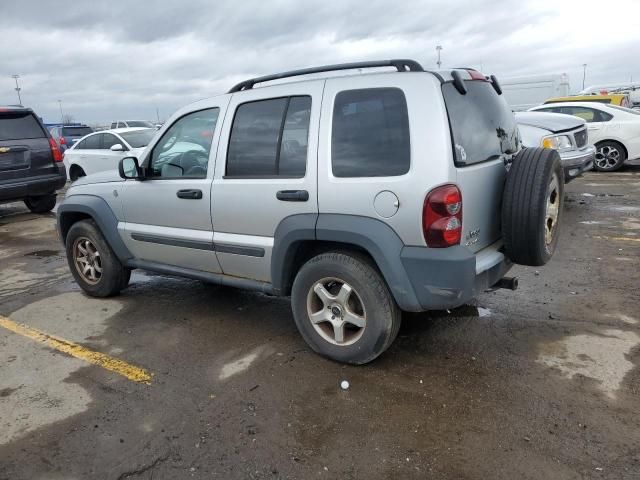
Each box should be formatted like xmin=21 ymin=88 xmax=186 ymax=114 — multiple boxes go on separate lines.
xmin=1 ymin=163 xmax=639 ymax=479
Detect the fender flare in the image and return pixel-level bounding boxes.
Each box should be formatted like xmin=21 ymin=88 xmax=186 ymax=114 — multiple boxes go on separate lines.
xmin=56 ymin=195 xmax=133 ymax=262
xmin=271 ymin=213 xmax=422 ymax=311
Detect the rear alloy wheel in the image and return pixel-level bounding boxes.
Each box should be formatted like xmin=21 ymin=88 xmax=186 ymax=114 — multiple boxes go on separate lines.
xmin=291 ymin=252 xmax=401 ymax=364
xmin=24 ymin=194 xmax=57 ymax=213
xmin=594 ymin=141 xmax=626 ymax=172
xmin=307 ymin=277 xmax=367 ymax=346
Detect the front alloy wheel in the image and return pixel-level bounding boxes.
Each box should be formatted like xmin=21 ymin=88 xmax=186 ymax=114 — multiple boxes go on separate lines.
xmin=73 ymin=237 xmax=103 ymax=284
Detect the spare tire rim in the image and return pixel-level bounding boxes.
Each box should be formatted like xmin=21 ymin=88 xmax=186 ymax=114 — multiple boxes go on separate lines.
xmin=544 ymin=173 xmax=560 ymax=246
xmin=306 ymin=277 xmax=366 ymax=346
xmin=595 ymin=145 xmax=621 ymax=170
xmin=73 ymin=237 xmax=102 ymax=285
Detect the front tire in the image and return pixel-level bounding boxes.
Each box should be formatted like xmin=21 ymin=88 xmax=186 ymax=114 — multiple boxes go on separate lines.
xmin=65 ymin=220 xmax=129 ymax=297
xmin=24 ymin=194 xmax=57 ymax=213
xmin=291 ymin=252 xmax=401 ymax=365
xmin=594 ymin=141 xmax=626 ymax=172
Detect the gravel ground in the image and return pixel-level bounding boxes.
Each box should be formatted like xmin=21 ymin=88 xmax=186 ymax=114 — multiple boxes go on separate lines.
xmin=0 ymin=163 xmax=639 ymax=479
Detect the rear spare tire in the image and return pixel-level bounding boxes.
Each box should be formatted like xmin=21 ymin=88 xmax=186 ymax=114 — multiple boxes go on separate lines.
xmin=502 ymin=147 xmax=564 ymax=266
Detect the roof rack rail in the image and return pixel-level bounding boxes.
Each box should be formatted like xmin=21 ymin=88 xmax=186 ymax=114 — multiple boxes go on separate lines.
xmin=228 ymin=59 xmax=424 ymax=93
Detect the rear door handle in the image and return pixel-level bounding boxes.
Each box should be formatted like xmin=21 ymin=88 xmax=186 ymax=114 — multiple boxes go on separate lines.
xmin=177 ymin=189 xmax=203 ymax=199
xmin=276 ymin=190 xmax=309 ymax=202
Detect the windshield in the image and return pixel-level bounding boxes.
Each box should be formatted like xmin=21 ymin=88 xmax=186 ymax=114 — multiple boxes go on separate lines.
xmin=442 ymin=80 xmax=519 ymax=166
xmin=120 ymin=129 xmax=156 ymax=148
xmin=126 ymin=121 xmax=155 ymax=128
xmin=62 ymin=127 xmax=93 ymax=136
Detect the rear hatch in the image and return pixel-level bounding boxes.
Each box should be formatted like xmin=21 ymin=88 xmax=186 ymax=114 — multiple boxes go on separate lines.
xmin=62 ymin=126 xmax=93 ymax=146
xmin=0 ymin=110 xmax=55 ymax=182
xmin=442 ymin=74 xmax=519 ymax=252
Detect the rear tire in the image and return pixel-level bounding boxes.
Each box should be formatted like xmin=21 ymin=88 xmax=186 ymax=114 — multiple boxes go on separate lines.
xmin=69 ymin=166 xmax=86 ymax=182
xmin=291 ymin=252 xmax=401 ymax=364
xmin=502 ymin=148 xmax=564 ymax=266
xmin=65 ymin=220 xmax=129 ymax=297
xmin=24 ymin=194 xmax=57 ymax=213
xmin=594 ymin=141 xmax=626 ymax=172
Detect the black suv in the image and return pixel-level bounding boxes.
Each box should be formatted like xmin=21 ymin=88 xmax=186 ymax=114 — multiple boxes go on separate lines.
xmin=0 ymin=106 xmax=67 ymax=213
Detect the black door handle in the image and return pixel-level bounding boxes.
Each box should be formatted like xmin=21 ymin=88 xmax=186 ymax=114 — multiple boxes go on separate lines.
xmin=177 ymin=189 xmax=203 ymax=199
xmin=276 ymin=190 xmax=309 ymax=202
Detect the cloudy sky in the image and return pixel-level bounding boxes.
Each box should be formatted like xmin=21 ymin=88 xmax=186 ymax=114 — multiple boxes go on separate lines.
xmin=1 ymin=0 xmax=639 ymax=124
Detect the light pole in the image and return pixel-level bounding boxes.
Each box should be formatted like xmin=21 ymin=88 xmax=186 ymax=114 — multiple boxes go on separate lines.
xmin=436 ymin=45 xmax=443 ymax=69
xmin=58 ymin=100 xmax=64 ymax=125
xmin=11 ymin=74 xmax=22 ymax=105
xmin=582 ymin=63 xmax=587 ymax=90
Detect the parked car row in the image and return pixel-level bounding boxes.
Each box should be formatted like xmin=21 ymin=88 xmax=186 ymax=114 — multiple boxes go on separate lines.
xmin=63 ymin=127 xmax=157 ymax=180
xmin=529 ymin=102 xmax=640 ymax=172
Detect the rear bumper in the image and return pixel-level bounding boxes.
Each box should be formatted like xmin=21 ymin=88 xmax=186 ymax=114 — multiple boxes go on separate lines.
xmin=559 ymin=145 xmax=595 ymax=182
xmin=0 ymin=165 xmax=67 ymax=202
xmin=399 ymin=241 xmax=512 ymax=311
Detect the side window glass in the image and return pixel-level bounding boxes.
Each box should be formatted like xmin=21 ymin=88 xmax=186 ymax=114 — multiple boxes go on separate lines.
xmin=226 ymin=98 xmax=288 ymax=176
xmin=110 ymin=123 xmax=117 ymax=129
xmin=596 ymin=110 xmax=613 ymax=122
xmin=332 ymin=88 xmax=410 ymax=177
xmin=84 ymin=134 xmax=102 ymax=149
xmin=75 ymin=139 xmax=86 ymax=150
xmin=102 ymin=134 xmax=119 ymax=150
xmin=149 ymin=108 xmax=219 ymax=179
xmin=566 ymin=107 xmax=594 ymax=122
xmin=278 ymin=97 xmax=311 ymax=177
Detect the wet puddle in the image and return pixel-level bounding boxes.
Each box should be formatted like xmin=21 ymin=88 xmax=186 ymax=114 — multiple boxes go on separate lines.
xmin=538 ymin=329 xmax=639 ymax=399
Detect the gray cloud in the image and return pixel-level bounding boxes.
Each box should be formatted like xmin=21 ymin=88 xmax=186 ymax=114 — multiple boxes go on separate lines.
xmin=1 ymin=0 xmax=638 ymax=124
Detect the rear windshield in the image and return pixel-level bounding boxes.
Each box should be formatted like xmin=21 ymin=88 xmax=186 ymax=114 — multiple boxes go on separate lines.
xmin=126 ymin=121 xmax=154 ymax=128
xmin=607 ymin=104 xmax=640 ymax=115
xmin=120 ymin=129 xmax=156 ymax=148
xmin=0 ymin=112 xmax=45 ymax=141
xmin=442 ymin=81 xmax=519 ymax=166
xmin=63 ymin=127 xmax=93 ymax=136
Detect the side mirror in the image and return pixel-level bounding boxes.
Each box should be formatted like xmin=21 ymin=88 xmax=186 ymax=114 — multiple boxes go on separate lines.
xmin=118 ymin=157 xmax=142 ymax=179
xmin=110 ymin=143 xmax=126 ymax=152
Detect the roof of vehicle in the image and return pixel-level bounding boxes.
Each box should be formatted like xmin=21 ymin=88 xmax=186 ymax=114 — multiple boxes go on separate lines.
xmin=112 ymin=120 xmax=154 ymax=123
xmin=0 ymin=105 xmax=32 ymax=113
xmin=97 ymin=127 xmax=154 ymax=135
xmin=515 ymin=111 xmax=585 ymax=132
xmin=226 ymin=59 xmax=494 ymax=94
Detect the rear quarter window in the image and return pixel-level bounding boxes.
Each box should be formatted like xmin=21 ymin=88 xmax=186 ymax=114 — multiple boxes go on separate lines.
xmin=331 ymin=88 xmax=410 ymax=177
xmin=0 ymin=112 xmax=45 ymax=141
xmin=443 ymin=81 xmax=519 ymax=166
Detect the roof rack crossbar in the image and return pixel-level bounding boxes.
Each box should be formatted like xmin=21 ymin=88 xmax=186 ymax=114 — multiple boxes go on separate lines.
xmin=228 ymin=59 xmax=424 ymax=93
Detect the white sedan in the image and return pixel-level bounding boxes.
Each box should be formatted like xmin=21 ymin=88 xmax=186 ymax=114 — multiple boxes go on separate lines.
xmin=529 ymin=102 xmax=640 ymax=171
xmin=63 ymin=128 xmax=157 ymax=181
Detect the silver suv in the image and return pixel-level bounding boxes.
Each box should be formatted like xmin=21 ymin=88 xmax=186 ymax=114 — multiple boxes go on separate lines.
xmin=57 ymin=60 xmax=564 ymax=364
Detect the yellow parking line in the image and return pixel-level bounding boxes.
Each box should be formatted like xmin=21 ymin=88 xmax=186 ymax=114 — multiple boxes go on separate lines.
xmin=593 ymin=235 xmax=640 ymax=244
xmin=0 ymin=316 xmax=152 ymax=384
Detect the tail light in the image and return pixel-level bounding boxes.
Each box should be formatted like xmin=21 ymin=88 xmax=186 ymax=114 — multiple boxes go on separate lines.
xmin=48 ymin=138 xmax=63 ymax=162
xmin=423 ymin=184 xmax=463 ymax=248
